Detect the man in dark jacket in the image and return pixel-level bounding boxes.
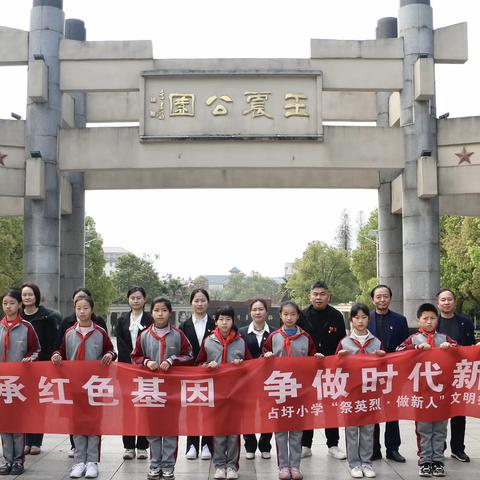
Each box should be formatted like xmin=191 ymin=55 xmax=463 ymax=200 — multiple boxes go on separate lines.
xmin=368 ymin=284 xmax=409 ymax=463
xmin=437 ymin=288 xmax=475 ymax=462
xmin=297 ymin=281 xmax=347 ymax=460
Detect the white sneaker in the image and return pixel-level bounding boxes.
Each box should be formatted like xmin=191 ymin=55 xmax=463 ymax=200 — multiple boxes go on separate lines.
xmin=246 ymin=452 xmax=255 ymax=459
xmin=186 ymin=444 xmax=197 ymax=459
xmin=261 ymin=451 xmax=271 ymax=459
xmin=226 ymin=467 xmax=239 ymax=479
xmin=123 ymin=449 xmax=135 ymax=460
xmin=137 ymin=449 xmax=148 ymax=460
xmin=85 ymin=462 xmax=98 ymax=479
xmin=201 ymin=444 xmax=212 ymax=460
xmin=147 ymin=466 xmax=161 ymax=480
xmin=214 ymin=467 xmax=226 ymax=479
xmin=163 ymin=469 xmax=175 ymax=480
xmin=362 ymin=464 xmax=376 ymax=478
xmin=301 ymin=446 xmax=312 ymax=458
xmin=328 ymin=446 xmax=347 ymax=460
xmin=70 ymin=463 xmax=86 ymax=479
xmin=351 ymin=466 xmax=364 ymax=478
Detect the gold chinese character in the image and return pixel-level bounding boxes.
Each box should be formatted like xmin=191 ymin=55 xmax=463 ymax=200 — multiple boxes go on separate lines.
xmin=169 ymin=93 xmax=195 ymax=117
xmin=284 ymin=93 xmax=309 ymax=118
xmin=242 ymin=92 xmax=273 ymax=119
xmin=206 ymin=95 xmax=233 ymax=116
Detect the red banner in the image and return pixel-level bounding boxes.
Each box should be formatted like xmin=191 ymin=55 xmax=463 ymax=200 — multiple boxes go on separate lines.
xmin=1 ymin=347 xmax=480 ymax=436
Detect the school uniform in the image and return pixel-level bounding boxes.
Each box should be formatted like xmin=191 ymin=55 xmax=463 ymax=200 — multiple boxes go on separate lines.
xmin=179 ymin=314 xmax=216 ymax=455
xmin=336 ymin=331 xmax=382 ymax=470
xmin=55 ymin=322 xmax=117 ymax=467
xmin=0 ymin=315 xmax=40 ymax=469
xmin=239 ymin=322 xmax=276 ymax=455
xmin=117 ymin=311 xmax=152 ymax=452
xmin=397 ymin=330 xmax=457 ymax=468
xmin=263 ymin=326 xmax=316 ymax=471
xmin=196 ymin=328 xmax=252 ymax=473
xmin=131 ymin=323 xmax=193 ymax=474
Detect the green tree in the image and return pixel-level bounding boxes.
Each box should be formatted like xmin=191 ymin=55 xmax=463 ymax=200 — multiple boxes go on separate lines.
xmin=220 ymin=271 xmax=282 ymax=303
xmin=84 ymin=216 xmax=115 ymax=316
xmin=0 ymin=217 xmax=23 ymax=292
xmin=335 ymin=209 xmax=352 ymax=254
xmin=161 ymin=274 xmax=189 ymax=304
xmin=286 ymin=241 xmax=359 ymax=307
xmin=111 ymin=253 xmax=163 ymax=303
xmin=189 ymin=275 xmax=209 ymax=291
xmin=351 ymin=209 xmax=378 ymax=305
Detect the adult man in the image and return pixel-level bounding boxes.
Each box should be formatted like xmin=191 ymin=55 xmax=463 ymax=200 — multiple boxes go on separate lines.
xmin=368 ymin=284 xmax=409 ymax=463
xmin=437 ymin=288 xmax=475 ymax=462
xmin=297 ymin=281 xmax=347 ymax=460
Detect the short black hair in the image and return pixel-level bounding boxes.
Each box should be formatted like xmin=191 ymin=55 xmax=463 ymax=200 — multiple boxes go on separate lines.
xmin=350 ymin=303 xmax=370 ymax=318
xmin=417 ymin=303 xmax=438 ymax=318
xmin=190 ymin=288 xmax=210 ymax=303
xmin=72 ymin=287 xmax=92 ymax=300
xmin=74 ymin=295 xmax=94 ymax=309
xmin=215 ymin=305 xmax=235 ymax=321
xmin=249 ymin=298 xmax=268 ymax=311
xmin=370 ymin=284 xmax=393 ymax=299
xmin=128 ymin=285 xmax=146 ymax=299
xmin=2 ymin=288 xmax=22 ymax=304
xmin=311 ymin=281 xmax=328 ymax=291
xmin=21 ymin=282 xmax=41 ymax=307
xmin=279 ymin=300 xmax=301 ymax=316
xmin=436 ymin=288 xmax=455 ymax=299
xmin=151 ymin=297 xmax=172 ymax=312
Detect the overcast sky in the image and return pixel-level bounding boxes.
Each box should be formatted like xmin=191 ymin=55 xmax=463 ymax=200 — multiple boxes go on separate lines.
xmin=0 ymin=1 xmax=478 ymax=280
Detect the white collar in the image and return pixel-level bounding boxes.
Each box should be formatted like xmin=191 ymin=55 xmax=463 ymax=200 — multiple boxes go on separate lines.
xmin=248 ymin=322 xmax=270 ymax=334
xmin=193 ymin=314 xmax=208 ymax=323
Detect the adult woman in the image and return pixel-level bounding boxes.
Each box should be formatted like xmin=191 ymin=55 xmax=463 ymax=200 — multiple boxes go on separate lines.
xmin=238 ymin=299 xmax=276 ymax=459
xmin=20 ymin=282 xmax=61 ymax=455
xmin=116 ymin=286 xmax=152 ymax=460
xmin=179 ymin=288 xmax=215 ymax=460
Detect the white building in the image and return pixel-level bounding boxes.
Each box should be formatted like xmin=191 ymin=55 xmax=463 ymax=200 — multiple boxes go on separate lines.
xmin=103 ymin=246 xmax=130 ymax=276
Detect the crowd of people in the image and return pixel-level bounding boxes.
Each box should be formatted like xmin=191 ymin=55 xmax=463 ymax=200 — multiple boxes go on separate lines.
xmin=0 ymin=281 xmax=477 ymax=480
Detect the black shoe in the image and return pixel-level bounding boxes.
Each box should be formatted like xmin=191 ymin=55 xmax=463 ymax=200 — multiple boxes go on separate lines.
xmin=451 ymin=451 xmax=470 ymax=462
xmin=432 ymin=463 xmax=445 ymax=477
xmin=419 ymin=463 xmax=432 ymax=477
xmin=371 ymin=451 xmax=383 ymax=461
xmin=386 ymin=450 xmax=406 ymax=463
xmin=0 ymin=464 xmax=11 ymax=476
xmin=10 ymin=462 xmax=24 ymax=476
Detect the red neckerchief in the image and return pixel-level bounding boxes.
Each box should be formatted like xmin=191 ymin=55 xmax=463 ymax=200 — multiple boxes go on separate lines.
xmin=350 ymin=337 xmax=373 ymax=354
xmin=147 ymin=324 xmax=171 ymax=362
xmin=278 ymin=327 xmax=303 ymax=356
xmin=213 ymin=328 xmax=237 ymax=363
xmin=75 ymin=322 xmax=96 ymax=360
xmin=419 ymin=328 xmax=436 ymax=347
xmin=1 ymin=315 xmax=22 ymax=362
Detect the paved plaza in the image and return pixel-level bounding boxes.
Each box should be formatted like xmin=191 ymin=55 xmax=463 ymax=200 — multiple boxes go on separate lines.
xmin=8 ymin=419 xmax=480 ymax=480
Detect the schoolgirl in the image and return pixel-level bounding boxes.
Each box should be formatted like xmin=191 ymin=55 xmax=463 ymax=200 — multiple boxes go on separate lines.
xmin=131 ymin=297 xmax=193 ymax=480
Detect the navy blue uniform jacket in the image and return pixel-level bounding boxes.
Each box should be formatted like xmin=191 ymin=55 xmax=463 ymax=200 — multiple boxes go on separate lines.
xmin=368 ymin=310 xmax=410 ymax=353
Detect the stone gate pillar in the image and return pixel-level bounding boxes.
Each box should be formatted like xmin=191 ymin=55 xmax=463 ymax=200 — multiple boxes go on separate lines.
xmin=376 ymin=17 xmax=404 ymax=314
xmin=398 ymin=0 xmax=440 ymax=324
xmin=24 ymin=0 xmax=64 ymax=308
xmin=59 ymin=18 xmax=86 ymax=316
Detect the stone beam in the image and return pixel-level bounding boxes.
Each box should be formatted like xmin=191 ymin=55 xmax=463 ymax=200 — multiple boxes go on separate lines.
xmin=0 ymin=168 xmax=25 ymax=196
xmin=84 ymin=91 xmax=379 ymax=123
xmin=0 ymin=119 xmax=25 ymax=146
xmin=434 ymin=23 xmax=468 ymax=64
xmin=440 ymin=194 xmax=480 ymax=216
xmin=0 ymin=197 xmax=23 ymax=216
xmin=311 ymin=38 xmax=404 ymax=59
xmin=0 ymin=26 xmax=28 ymax=66
xmin=438 ymin=117 xmax=480 ymax=146
xmin=60 ymin=58 xmax=403 ymax=93
xmin=439 ymin=166 xmax=480 ymax=195
xmin=59 ymin=39 xmax=153 ymax=60
xmin=59 ymin=125 xmax=404 ymax=172
xmin=84 ymin=168 xmax=380 ymax=190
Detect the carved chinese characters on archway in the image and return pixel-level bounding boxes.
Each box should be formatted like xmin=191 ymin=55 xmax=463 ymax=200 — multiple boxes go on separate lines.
xmin=141 ymin=72 xmax=323 ymax=141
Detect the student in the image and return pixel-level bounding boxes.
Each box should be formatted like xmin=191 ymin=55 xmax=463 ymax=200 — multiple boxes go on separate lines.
xmin=51 ymin=296 xmax=117 ymax=479
xmin=0 ymin=288 xmax=40 ymax=476
xmin=263 ymin=301 xmax=323 ymax=480
xmin=238 ymin=299 xmax=276 ymax=460
xmin=131 ymin=297 xmax=193 ymax=480
xmin=179 ymin=288 xmax=215 ymax=460
xmin=396 ymin=303 xmax=457 ymax=477
xmin=336 ymin=304 xmax=385 ymax=479
xmin=20 ymin=282 xmax=61 ymax=455
xmin=196 ymin=306 xmax=252 ymax=480
xmin=117 ymin=286 xmax=152 ymax=461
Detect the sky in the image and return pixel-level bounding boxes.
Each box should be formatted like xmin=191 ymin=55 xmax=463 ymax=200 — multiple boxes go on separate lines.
xmin=0 ymin=1 xmax=479 ymax=280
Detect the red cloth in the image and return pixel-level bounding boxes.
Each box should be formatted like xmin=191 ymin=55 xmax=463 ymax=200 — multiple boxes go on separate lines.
xmin=278 ymin=328 xmax=304 ymax=356
xmin=419 ymin=328 xmax=436 ymax=348
xmin=213 ymin=328 xmax=237 ymax=363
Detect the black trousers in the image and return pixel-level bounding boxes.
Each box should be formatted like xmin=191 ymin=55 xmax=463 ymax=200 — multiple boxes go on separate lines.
xmin=123 ymin=435 xmax=149 ymax=450
xmin=301 ymin=428 xmax=339 ymax=448
xmin=25 ymin=433 xmax=43 ymax=447
xmin=448 ymin=416 xmax=466 ymax=453
xmin=373 ymin=421 xmax=401 ymax=453
xmin=243 ymin=433 xmax=273 ymax=453
xmin=186 ymin=436 xmax=213 ymax=454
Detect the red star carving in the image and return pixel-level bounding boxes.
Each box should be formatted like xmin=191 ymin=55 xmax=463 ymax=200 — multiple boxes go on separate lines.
xmin=455 ymin=146 xmax=474 ymax=165
xmin=0 ymin=151 xmax=7 ymax=167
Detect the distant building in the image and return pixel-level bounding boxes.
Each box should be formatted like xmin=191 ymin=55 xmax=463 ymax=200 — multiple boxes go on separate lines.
xmin=205 ymin=267 xmax=242 ymax=293
xmin=284 ymin=263 xmax=294 ymax=277
xmin=103 ymin=246 xmax=130 ymax=276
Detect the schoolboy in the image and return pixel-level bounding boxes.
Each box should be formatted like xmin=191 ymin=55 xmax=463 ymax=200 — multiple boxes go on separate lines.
xmin=396 ymin=303 xmax=457 ymax=477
